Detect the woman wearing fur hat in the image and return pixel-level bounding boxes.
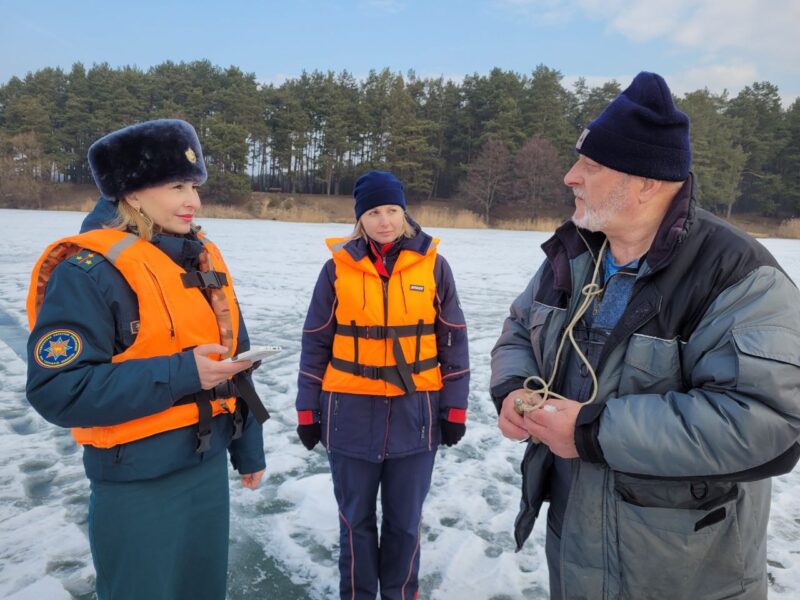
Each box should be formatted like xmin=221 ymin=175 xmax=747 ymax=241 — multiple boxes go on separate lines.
xmin=25 ymin=119 xmax=268 ymax=600
xmin=296 ymin=170 xmax=470 ymax=599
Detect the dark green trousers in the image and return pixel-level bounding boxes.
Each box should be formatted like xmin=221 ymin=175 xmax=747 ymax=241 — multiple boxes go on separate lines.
xmin=89 ymin=450 xmax=230 ymax=600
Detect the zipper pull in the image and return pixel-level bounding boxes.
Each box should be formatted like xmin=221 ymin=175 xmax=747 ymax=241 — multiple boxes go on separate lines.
xmin=447 ymin=330 xmax=452 ymax=347
xmin=420 ymin=425 xmax=425 ymax=440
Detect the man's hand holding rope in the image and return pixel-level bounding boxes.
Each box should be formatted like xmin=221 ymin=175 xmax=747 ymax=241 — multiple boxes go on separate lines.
xmin=525 ymin=398 xmax=581 ymax=458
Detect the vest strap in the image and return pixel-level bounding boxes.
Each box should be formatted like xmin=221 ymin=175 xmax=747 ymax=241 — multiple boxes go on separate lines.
xmin=231 ymin=403 xmax=244 ymax=440
xmin=334 ymin=322 xmax=435 ymax=339
xmin=195 ymin=398 xmax=213 ymax=454
xmin=233 ymin=368 xmax=271 ymax=424
xmin=387 ymin=327 xmax=416 ymax=393
xmin=330 ymin=356 xmax=439 ymax=394
xmin=180 ymin=270 xmax=229 ymax=289
xmin=413 ymin=319 xmax=424 ymax=374
xmin=174 ymin=366 xmax=271 ymax=442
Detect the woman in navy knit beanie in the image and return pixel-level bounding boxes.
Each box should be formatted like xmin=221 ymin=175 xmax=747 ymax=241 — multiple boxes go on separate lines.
xmin=296 ymin=170 xmax=471 ymax=599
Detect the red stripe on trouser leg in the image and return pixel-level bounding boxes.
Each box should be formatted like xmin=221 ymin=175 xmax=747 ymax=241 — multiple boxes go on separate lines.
xmin=447 ymin=408 xmax=467 ymax=424
xmin=297 ymin=410 xmax=314 ymax=425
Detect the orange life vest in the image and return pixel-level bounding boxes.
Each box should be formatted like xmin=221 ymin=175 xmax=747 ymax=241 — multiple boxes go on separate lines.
xmin=321 ymin=237 xmax=443 ymax=396
xmin=27 ymin=229 xmax=240 ymax=448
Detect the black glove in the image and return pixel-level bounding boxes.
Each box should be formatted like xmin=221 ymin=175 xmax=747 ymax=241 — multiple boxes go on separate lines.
xmin=297 ymin=423 xmax=321 ymax=451
xmin=440 ymin=420 xmax=466 ymax=447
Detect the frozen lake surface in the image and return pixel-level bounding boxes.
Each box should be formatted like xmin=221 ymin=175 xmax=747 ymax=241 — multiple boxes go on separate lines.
xmin=1 ymin=209 xmax=798 ymax=599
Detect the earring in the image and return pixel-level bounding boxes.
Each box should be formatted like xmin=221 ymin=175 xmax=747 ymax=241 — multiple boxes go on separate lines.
xmin=137 ymin=206 xmax=153 ymax=227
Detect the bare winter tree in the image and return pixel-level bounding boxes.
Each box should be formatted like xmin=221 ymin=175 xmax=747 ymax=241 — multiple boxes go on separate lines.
xmin=459 ymin=137 xmax=512 ymax=225
xmin=513 ymin=135 xmax=565 ymax=210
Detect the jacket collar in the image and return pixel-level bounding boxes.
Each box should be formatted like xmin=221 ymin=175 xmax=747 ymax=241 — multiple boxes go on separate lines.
xmin=80 ymin=196 xmax=118 ymax=233
xmin=150 ymin=233 xmax=204 ymax=271
xmin=542 ymin=173 xmax=696 ymax=295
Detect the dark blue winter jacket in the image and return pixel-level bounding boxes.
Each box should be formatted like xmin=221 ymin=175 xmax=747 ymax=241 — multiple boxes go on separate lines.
xmin=297 ymin=221 xmax=470 ymax=462
xmin=26 ymin=197 xmax=266 ymax=482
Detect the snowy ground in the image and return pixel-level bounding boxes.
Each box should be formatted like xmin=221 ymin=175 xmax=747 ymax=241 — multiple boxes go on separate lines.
xmin=0 ymin=208 xmax=798 ymax=599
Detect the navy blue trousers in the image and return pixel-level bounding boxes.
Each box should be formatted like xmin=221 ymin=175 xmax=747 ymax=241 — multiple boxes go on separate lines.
xmin=88 ymin=450 xmax=230 ymax=600
xmin=328 ymin=450 xmax=436 ymax=600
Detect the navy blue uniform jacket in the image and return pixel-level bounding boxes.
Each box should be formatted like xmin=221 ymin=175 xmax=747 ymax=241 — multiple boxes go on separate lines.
xmin=26 ymin=198 xmax=266 ymax=482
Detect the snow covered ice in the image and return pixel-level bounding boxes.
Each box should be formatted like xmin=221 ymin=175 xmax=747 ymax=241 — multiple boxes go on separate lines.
xmin=1 ymin=209 xmax=799 ymax=599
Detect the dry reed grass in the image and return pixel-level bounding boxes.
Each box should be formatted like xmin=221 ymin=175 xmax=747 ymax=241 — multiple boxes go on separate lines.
xmin=196 ymin=204 xmax=253 ymax=219
xmin=776 ymin=218 xmax=800 ymax=239
xmin=494 ymin=216 xmax=563 ymax=232
xmin=257 ymin=204 xmax=336 ymax=223
xmin=411 ymin=206 xmax=488 ymax=229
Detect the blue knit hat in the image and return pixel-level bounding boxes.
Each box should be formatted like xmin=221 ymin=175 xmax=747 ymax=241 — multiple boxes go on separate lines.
xmin=88 ymin=119 xmax=207 ymax=199
xmin=576 ymin=72 xmax=691 ymax=181
xmin=353 ymin=171 xmax=406 ymax=220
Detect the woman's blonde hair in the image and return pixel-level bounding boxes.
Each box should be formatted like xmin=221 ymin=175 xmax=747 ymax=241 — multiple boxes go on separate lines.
xmin=113 ymin=199 xmax=156 ymax=240
xmin=349 ymin=212 xmax=416 ymax=242
xmin=111 ymin=197 xmax=200 ymax=240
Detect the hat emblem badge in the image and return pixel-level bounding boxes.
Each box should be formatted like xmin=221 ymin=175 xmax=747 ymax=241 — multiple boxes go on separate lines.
xmin=185 ymin=148 xmax=197 ymax=164
xmin=576 ymin=128 xmax=590 ymax=150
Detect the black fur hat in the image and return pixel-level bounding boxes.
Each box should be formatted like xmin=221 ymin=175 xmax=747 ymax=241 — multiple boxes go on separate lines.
xmin=88 ymin=119 xmax=207 ymax=199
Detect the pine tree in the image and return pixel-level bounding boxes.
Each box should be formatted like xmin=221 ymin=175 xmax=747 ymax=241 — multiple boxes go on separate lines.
xmin=677 ymin=89 xmax=746 ymax=217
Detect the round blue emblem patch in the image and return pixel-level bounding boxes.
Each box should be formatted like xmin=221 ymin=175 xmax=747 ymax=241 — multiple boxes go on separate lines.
xmin=34 ymin=329 xmax=83 ymax=369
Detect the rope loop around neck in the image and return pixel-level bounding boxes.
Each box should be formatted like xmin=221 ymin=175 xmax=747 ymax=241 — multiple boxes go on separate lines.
xmin=515 ymin=239 xmax=608 ymax=414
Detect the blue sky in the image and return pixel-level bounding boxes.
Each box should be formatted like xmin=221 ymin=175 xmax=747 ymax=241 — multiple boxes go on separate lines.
xmin=2 ymin=0 xmax=798 ymax=104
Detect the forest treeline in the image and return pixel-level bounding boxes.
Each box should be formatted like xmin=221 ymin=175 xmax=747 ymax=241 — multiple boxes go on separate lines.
xmin=1 ymin=60 xmax=799 ymax=223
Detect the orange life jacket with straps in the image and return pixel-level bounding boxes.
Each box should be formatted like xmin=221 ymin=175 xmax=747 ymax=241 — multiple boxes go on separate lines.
xmin=27 ymin=229 xmax=266 ymax=450
xmin=321 ymin=237 xmax=443 ymax=396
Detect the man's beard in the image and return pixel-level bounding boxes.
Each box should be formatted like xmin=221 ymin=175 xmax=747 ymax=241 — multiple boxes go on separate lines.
xmin=571 ymin=176 xmax=629 ymax=232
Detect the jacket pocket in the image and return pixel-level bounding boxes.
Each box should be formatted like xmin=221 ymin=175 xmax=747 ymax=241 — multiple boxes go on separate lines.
xmin=325 ymin=392 xmax=377 ymax=457
xmin=386 ymin=392 xmax=435 ymax=456
xmin=619 ymin=333 xmax=684 ymax=395
xmin=614 ymin=476 xmax=744 ymax=600
xmin=732 ymin=325 xmax=800 ymax=403
xmin=528 ymin=301 xmax=563 ymax=374
xmin=320 ymin=391 xmax=333 ymax=449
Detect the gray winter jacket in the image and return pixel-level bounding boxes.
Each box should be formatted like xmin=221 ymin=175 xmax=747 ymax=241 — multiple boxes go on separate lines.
xmin=491 ymin=178 xmax=800 ymax=600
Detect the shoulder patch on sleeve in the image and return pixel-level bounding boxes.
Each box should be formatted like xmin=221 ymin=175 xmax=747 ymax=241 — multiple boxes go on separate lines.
xmin=66 ymin=250 xmax=106 ymax=272
xmin=34 ymin=329 xmax=84 ymax=369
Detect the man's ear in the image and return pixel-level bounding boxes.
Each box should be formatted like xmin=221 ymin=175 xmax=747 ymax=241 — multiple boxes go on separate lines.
xmin=636 ymin=177 xmax=662 ymax=205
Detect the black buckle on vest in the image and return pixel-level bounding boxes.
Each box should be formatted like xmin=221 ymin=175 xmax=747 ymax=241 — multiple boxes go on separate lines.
xmin=359 ymin=365 xmax=381 ymax=379
xmin=364 ymin=325 xmax=384 ymax=339
xmin=231 ymin=404 xmax=244 ymax=440
xmin=181 ymin=270 xmax=228 ymax=289
xmin=195 ymin=396 xmax=214 ymax=454
xmin=213 ymin=381 xmax=235 ymax=402
xmin=196 ymin=428 xmax=212 ymax=453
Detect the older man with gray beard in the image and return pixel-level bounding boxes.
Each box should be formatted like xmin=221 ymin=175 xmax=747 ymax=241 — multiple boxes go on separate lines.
xmin=491 ymin=71 xmax=800 ymax=600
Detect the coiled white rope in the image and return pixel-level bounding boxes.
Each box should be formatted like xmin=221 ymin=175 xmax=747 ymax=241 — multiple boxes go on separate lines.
xmin=515 ymin=239 xmax=608 ymax=415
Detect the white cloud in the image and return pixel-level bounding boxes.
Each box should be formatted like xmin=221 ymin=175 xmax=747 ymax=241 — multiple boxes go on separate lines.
xmin=562 ymin=63 xmax=800 ymax=107
xmin=588 ymin=0 xmax=800 ymax=71
xmin=667 ymin=63 xmax=760 ymax=97
xmin=497 ymin=0 xmax=799 ymax=93
xmin=603 ymin=0 xmax=693 ymax=43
